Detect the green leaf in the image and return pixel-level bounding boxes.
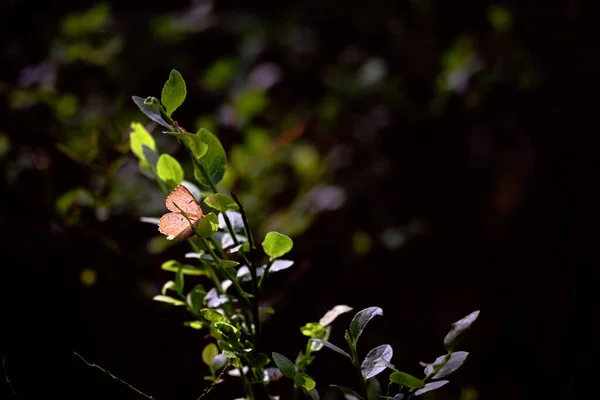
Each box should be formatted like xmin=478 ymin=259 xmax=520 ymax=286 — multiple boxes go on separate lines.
xmin=319 ymin=305 xmax=353 ymax=326
xmin=389 ymin=371 xmax=425 ymax=389
xmin=161 ymin=260 xmax=207 ymax=275
xmin=271 ymin=352 xmax=296 ymax=379
xmin=262 ymin=232 xmax=293 ymax=260
xmin=202 ymin=343 xmax=219 ymax=367
xmin=310 ymin=339 xmax=351 ymax=360
xmin=294 ymin=373 xmax=316 ymax=391
xmin=161 ymin=281 xmax=176 ymax=295
xmin=129 ymin=122 xmax=157 ymax=168
xmin=330 ymin=385 xmax=363 ymax=400
xmin=153 ymin=295 xmax=185 ymax=306
xmin=443 ymin=310 xmax=480 ymax=351
xmin=165 ymin=131 xmax=208 ymax=162
xmin=214 ymin=322 xmax=240 ymax=341
xmin=361 ymin=344 xmax=393 ymax=379
xmin=200 ymin=308 xmax=228 ymax=323
xmin=161 ymin=69 xmax=186 ymax=116
xmin=157 ymin=154 xmax=184 ymax=188
xmin=193 ymin=128 xmax=226 ymax=188
xmin=196 ymin=212 xmax=219 ymax=237
xmin=424 ymin=351 xmax=468 ymax=379
xmin=186 ymin=285 xmax=207 ymax=313
xmin=183 ymin=321 xmax=203 ymax=330
xmin=414 ymin=381 xmax=449 ymax=396
xmin=204 ymin=194 xmax=239 ymax=212
xmin=132 ymin=96 xmax=171 ymax=128
xmin=219 ymin=260 xmax=240 ymax=268
xmin=300 ymin=323 xmax=327 ymax=339
xmin=349 ymin=307 xmax=383 ymax=344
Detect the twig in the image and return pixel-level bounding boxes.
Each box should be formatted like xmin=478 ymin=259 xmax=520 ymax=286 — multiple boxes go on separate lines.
xmin=73 ymin=351 xmax=154 ymax=399
xmin=196 ymin=365 xmax=231 ymax=400
xmin=2 ymin=355 xmax=17 ymax=395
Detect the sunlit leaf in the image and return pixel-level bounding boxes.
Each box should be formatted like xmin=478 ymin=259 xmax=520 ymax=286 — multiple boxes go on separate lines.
xmin=414 ymin=381 xmax=449 ymax=396
xmin=161 ymin=69 xmax=186 ymax=116
xmin=200 ymin=308 xmax=228 ymax=323
xmin=129 ymin=122 xmax=157 ymax=169
xmin=361 ymin=344 xmax=393 ymax=379
xmin=204 ymin=193 xmax=239 ymax=212
xmin=157 ymin=154 xmax=184 ymax=188
xmin=294 ymin=373 xmax=316 ymax=391
xmin=300 ymin=323 xmax=327 ymax=339
xmin=153 ymin=295 xmax=185 ymax=306
xmin=161 ymin=260 xmax=207 ymax=276
xmin=202 ymin=343 xmax=219 ymax=367
xmin=196 ymin=212 xmax=219 ymax=237
xmin=424 ymin=351 xmax=468 ymax=379
xmin=262 ymin=232 xmax=293 ymax=260
xmin=161 ymin=280 xmax=176 ymax=295
xmin=443 ymin=310 xmax=480 ymax=351
xmin=319 ymin=305 xmax=353 ymax=326
xmin=349 ymin=307 xmax=383 ymax=344
xmin=269 ymin=259 xmax=294 ymax=273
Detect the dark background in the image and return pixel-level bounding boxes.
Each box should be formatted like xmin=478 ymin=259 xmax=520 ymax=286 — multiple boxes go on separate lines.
xmin=1 ymin=1 xmax=599 ymax=399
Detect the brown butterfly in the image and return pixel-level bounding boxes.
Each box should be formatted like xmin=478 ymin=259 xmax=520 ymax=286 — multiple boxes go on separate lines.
xmin=158 ymin=184 xmax=204 ymax=241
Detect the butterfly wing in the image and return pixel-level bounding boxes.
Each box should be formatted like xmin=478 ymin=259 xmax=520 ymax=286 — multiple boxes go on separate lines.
xmin=158 ymin=212 xmax=199 ymax=241
xmin=165 ymin=184 xmax=204 ymax=218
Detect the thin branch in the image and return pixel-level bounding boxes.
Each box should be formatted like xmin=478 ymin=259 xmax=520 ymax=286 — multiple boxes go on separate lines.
xmin=73 ymin=351 xmax=154 ymax=399
xmin=230 ymin=192 xmax=261 ymax=338
xmin=196 ymin=365 xmax=231 ymax=400
xmin=2 ymin=355 xmax=17 ymax=395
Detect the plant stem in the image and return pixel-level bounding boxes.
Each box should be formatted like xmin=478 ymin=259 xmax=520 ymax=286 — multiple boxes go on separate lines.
xmin=189 ymin=237 xmax=224 ymax=294
xmin=236 ymin=361 xmax=254 ymax=400
xmin=201 ymin=238 xmax=252 ymax=317
xmin=73 ymin=352 xmax=154 ymax=399
xmin=257 ymin=260 xmax=274 ymax=288
xmin=231 ymin=192 xmax=261 ymax=338
xmin=207 ymin=236 xmax=227 ymax=259
xmin=349 ymin=340 xmax=368 ymax=399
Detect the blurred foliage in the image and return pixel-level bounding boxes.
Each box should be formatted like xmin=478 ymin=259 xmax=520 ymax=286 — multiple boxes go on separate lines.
xmin=1 ymin=1 xmax=541 ymax=256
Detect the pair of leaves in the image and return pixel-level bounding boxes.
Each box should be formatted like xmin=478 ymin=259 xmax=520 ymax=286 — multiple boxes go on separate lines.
xmin=132 ymin=70 xmax=186 ymax=128
xmin=311 ymin=306 xmax=383 ymax=360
